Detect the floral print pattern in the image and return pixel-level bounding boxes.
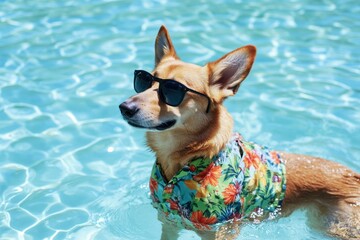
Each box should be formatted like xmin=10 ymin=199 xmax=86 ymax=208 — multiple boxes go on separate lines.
xmin=149 ymin=133 xmax=286 ymax=230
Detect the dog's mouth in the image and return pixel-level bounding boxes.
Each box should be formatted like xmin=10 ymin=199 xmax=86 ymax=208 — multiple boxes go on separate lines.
xmin=127 ymin=119 xmax=176 ymax=131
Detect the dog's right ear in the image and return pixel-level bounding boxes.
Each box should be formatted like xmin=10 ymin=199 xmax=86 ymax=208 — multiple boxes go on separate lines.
xmin=207 ymin=45 xmax=256 ymax=101
xmin=155 ymin=25 xmax=179 ymax=66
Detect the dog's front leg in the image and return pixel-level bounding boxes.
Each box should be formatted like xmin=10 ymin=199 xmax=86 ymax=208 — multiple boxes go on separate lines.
xmin=196 ymin=223 xmax=241 ymax=240
xmin=160 ymin=223 xmax=180 ymax=240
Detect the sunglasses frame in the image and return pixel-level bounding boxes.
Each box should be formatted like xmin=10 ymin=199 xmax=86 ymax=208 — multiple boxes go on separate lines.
xmin=134 ymin=70 xmax=211 ymax=113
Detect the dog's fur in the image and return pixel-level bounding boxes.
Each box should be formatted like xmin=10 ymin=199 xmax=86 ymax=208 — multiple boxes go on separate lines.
xmin=120 ymin=26 xmax=360 ymax=239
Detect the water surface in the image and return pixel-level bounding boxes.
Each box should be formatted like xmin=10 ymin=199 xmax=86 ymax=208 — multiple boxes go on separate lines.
xmin=1 ymin=0 xmax=359 ymax=239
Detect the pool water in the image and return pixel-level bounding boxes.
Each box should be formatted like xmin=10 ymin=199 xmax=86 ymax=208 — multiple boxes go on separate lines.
xmin=1 ymin=0 xmax=359 ymax=239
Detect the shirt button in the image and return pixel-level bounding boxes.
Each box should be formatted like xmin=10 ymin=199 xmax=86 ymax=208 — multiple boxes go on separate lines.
xmin=163 ymin=184 xmax=174 ymax=194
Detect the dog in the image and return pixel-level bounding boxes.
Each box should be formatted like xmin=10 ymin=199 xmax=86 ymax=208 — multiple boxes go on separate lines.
xmin=119 ymin=25 xmax=360 ymax=240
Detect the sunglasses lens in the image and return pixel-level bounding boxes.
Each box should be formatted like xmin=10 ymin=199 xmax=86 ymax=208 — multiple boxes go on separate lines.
xmin=161 ymin=81 xmax=186 ymax=106
xmin=134 ymin=71 xmax=152 ymax=93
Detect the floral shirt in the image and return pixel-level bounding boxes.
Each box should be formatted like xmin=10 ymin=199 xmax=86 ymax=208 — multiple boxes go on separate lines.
xmin=149 ymin=133 xmax=286 ymax=230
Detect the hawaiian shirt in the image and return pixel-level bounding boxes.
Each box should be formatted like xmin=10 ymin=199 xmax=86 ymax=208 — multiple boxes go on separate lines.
xmin=149 ymin=133 xmax=286 ymax=230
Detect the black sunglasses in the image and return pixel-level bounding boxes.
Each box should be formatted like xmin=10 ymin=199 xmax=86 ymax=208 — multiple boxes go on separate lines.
xmin=134 ymin=70 xmax=211 ymax=113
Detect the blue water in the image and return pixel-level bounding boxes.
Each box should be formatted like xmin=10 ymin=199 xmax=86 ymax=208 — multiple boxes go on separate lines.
xmin=1 ymin=0 xmax=359 ymax=239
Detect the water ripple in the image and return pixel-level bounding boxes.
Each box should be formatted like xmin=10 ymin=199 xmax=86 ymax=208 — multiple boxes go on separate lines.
xmin=4 ymin=103 xmax=41 ymax=120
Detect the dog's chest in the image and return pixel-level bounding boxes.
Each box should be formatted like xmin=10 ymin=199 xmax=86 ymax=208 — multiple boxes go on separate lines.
xmin=149 ymin=133 xmax=286 ymax=230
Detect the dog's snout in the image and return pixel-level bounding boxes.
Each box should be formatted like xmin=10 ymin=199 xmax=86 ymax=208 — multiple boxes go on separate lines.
xmin=119 ymin=101 xmax=139 ymax=119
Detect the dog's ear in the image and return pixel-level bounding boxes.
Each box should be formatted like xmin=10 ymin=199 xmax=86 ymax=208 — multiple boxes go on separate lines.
xmin=207 ymin=45 xmax=256 ymax=100
xmin=155 ymin=25 xmax=179 ymax=66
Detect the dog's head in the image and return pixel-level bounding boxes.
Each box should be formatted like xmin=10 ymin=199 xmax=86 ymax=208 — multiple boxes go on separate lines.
xmin=120 ymin=25 xmax=256 ymax=133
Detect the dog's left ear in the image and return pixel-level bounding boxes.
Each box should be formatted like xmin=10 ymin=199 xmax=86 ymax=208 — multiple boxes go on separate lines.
xmin=207 ymin=45 xmax=256 ymax=100
xmin=155 ymin=25 xmax=179 ymax=66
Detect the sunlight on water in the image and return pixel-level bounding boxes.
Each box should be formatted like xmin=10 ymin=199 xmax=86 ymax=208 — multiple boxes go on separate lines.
xmin=0 ymin=0 xmax=359 ymax=239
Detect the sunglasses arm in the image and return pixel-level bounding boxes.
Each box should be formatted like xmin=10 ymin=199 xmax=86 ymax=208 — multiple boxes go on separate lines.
xmin=188 ymin=89 xmax=211 ymax=113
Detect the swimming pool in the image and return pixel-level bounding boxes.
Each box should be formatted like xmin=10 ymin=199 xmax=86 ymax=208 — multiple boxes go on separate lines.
xmin=1 ymin=0 xmax=359 ymax=239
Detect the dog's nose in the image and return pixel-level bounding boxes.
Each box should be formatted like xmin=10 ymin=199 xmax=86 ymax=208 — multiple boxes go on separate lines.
xmin=119 ymin=101 xmax=139 ymax=119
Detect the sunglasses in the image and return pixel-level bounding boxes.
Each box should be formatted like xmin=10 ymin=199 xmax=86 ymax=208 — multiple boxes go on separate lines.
xmin=134 ymin=70 xmax=211 ymax=113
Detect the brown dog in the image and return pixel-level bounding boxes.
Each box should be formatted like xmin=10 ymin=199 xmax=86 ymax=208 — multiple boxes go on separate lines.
xmin=119 ymin=25 xmax=360 ymax=240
